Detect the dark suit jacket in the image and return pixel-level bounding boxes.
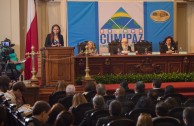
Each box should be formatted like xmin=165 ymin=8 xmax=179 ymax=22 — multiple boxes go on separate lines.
xmin=45 ymin=34 xmax=64 ymax=47
xmin=162 ymin=44 xmax=177 ymax=53
xmin=96 ymin=116 xmax=126 ymax=126
xmin=118 ymin=45 xmax=132 ymax=52
xmin=79 ymin=109 xmax=102 ymax=126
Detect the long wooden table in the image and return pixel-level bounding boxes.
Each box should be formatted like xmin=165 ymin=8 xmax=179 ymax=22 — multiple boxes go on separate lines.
xmin=74 ymin=54 xmax=194 ymax=79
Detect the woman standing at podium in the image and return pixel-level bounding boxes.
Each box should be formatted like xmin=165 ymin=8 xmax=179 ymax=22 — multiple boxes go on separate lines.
xmin=45 ymin=24 xmax=64 ymax=47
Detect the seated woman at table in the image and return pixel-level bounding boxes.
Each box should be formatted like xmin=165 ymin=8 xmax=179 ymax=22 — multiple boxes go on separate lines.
xmin=86 ymin=41 xmax=97 ymax=55
xmin=163 ymin=36 xmax=177 ymax=54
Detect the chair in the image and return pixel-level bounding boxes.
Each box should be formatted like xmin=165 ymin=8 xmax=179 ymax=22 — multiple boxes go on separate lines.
xmin=183 ymin=98 xmax=194 ymax=107
xmin=152 ymin=117 xmax=181 ymax=126
xmin=130 ymin=93 xmax=146 ymax=105
xmin=77 ymin=41 xmax=88 ymax=54
xmin=134 ymin=40 xmax=152 ymax=54
xmin=126 ymin=108 xmax=156 ymax=123
xmin=168 ymin=107 xmax=185 ymax=126
xmin=103 ymin=95 xmax=115 ymax=103
xmin=48 ymin=91 xmax=66 ymax=106
xmin=163 ymin=93 xmax=186 ymax=105
xmin=159 ymin=41 xmax=178 ymax=53
xmin=108 ymin=39 xmax=121 ymax=54
xmin=72 ymin=102 xmax=93 ymax=125
xmin=58 ymin=95 xmax=73 ymax=110
xmin=107 ymin=119 xmax=135 ymax=126
xmin=90 ymin=109 xmax=109 ymax=126
xmin=84 ymin=90 xmax=97 ymax=102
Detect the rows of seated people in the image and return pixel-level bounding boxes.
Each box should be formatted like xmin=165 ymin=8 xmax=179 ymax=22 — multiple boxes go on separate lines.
xmin=1 ymin=75 xmax=194 ymax=126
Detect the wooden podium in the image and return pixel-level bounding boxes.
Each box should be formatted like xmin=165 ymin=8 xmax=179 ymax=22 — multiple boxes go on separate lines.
xmin=40 ymin=47 xmax=75 ymax=86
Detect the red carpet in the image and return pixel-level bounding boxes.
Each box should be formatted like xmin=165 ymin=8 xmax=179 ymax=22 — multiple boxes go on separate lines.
xmin=105 ymin=82 xmax=194 ymax=97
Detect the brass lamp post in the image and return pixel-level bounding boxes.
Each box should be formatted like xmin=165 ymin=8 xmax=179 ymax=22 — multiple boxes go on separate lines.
xmin=26 ymin=46 xmax=39 ymax=82
xmin=84 ymin=45 xmax=92 ymax=80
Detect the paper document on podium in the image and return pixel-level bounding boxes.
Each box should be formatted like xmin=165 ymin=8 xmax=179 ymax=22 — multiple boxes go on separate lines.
xmin=20 ymin=59 xmax=26 ymax=63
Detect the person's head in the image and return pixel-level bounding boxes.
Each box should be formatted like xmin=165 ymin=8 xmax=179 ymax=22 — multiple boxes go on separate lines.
xmin=183 ymin=107 xmax=194 ymax=126
xmin=51 ymin=24 xmax=61 ymax=35
xmin=147 ymin=90 xmax=158 ymax=103
xmin=12 ymin=81 xmax=26 ymax=98
xmin=136 ymin=113 xmax=153 ymax=126
xmin=55 ymin=111 xmax=73 ymax=126
xmin=164 ymin=85 xmax=174 ymax=95
xmin=109 ymin=100 xmax=121 ymax=116
xmin=66 ymin=84 xmax=75 ymax=95
xmin=164 ymin=36 xmax=174 ymax=46
xmin=121 ymin=38 xmax=128 ymax=46
xmin=152 ymin=79 xmax=162 ymax=88
xmin=135 ymin=81 xmax=145 ymax=93
xmin=55 ymin=80 xmax=66 ymax=92
xmin=92 ymin=95 xmax=105 ymax=109
xmin=32 ymin=101 xmax=51 ymax=123
xmin=72 ymin=93 xmax=87 ymax=107
xmin=0 ymin=75 xmax=10 ymax=92
xmin=47 ymin=103 xmax=65 ymax=124
xmin=96 ymin=84 xmax=106 ymax=96
xmin=155 ymin=101 xmax=168 ymax=116
xmin=0 ymin=105 xmax=7 ymax=126
xmin=114 ymin=87 xmax=125 ymax=98
xmin=164 ymin=97 xmax=179 ymax=110
xmin=84 ymin=80 xmax=96 ymax=92
xmin=120 ymin=80 xmax=129 ymax=91
xmin=87 ymin=41 xmax=95 ymax=50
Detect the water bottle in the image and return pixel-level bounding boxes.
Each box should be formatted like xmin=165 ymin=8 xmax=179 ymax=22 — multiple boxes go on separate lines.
xmin=117 ymin=48 xmax=121 ymax=55
xmin=179 ymin=47 xmax=182 ymax=52
xmin=145 ymin=48 xmax=148 ymax=54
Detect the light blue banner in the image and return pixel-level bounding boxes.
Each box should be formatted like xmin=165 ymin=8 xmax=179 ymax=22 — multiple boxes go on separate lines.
xmin=67 ymin=1 xmax=99 ymax=54
xmin=144 ymin=2 xmax=174 ymax=51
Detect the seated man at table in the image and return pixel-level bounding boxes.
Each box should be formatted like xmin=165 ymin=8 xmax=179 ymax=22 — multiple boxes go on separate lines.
xmin=118 ymin=38 xmax=132 ymax=54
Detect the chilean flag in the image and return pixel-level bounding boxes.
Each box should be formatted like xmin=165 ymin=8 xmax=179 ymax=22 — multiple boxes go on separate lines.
xmin=25 ymin=0 xmax=39 ymax=80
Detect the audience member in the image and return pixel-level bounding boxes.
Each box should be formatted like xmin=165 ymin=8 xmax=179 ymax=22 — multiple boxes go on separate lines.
xmin=83 ymin=80 xmax=96 ymax=95
xmin=96 ymin=100 xmax=126 ymax=126
xmin=135 ymin=96 xmax=155 ymax=111
xmin=46 ymin=103 xmax=65 ymax=126
xmin=164 ymin=97 xmax=180 ymax=110
xmin=0 ymin=75 xmax=10 ymax=93
xmin=151 ymin=78 xmax=164 ymax=97
xmin=55 ymin=111 xmax=73 ymax=126
xmin=154 ymin=101 xmax=169 ymax=117
xmin=66 ymin=84 xmax=76 ymax=96
xmin=136 ymin=113 xmax=153 ymax=126
xmin=48 ymin=80 xmax=66 ymax=106
xmin=164 ymin=85 xmax=175 ymax=96
xmin=30 ymin=101 xmax=51 ymax=126
xmin=120 ymin=80 xmax=134 ymax=97
xmin=79 ymin=95 xmax=105 ymax=126
xmin=69 ymin=93 xmax=88 ymax=113
xmin=128 ymin=81 xmax=146 ymax=103
xmin=96 ymin=84 xmax=107 ymax=96
xmin=183 ymin=107 xmax=194 ymax=126
xmin=0 ymin=105 xmax=7 ymax=126
xmin=4 ymin=81 xmax=26 ymax=107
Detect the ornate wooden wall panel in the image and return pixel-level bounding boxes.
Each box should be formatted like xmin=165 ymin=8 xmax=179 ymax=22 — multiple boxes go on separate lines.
xmin=74 ymin=54 xmax=194 ymax=79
